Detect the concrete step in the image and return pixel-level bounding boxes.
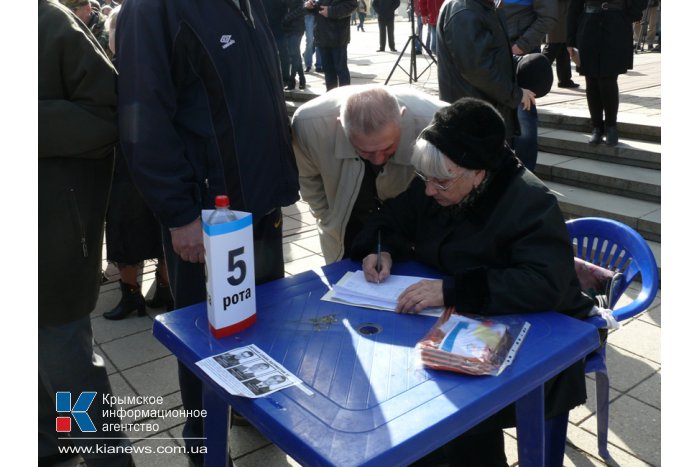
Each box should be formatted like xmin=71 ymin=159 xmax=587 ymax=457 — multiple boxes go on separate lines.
xmin=545 ymin=180 xmax=660 ymax=243
xmin=535 ymin=152 xmax=660 ymax=203
xmin=538 ymin=107 xmax=661 ymax=143
xmin=538 ymin=127 xmax=661 ymax=170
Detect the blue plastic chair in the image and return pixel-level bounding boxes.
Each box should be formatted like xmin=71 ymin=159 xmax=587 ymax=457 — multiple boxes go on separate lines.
xmin=558 ymin=217 xmax=659 ymax=461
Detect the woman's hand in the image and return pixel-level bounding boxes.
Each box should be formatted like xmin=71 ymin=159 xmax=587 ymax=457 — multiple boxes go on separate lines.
xmin=396 ymin=279 xmax=444 ymax=314
xmin=362 ymin=252 xmax=392 ymax=283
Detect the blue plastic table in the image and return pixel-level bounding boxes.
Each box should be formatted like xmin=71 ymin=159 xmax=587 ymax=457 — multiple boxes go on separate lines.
xmin=153 ymin=260 xmax=599 ymax=467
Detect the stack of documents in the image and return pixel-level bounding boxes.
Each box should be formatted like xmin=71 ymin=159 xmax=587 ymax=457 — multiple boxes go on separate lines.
xmin=323 ymin=270 xmax=443 ymax=317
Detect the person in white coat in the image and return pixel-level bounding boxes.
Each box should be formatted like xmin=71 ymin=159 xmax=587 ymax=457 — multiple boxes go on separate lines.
xmin=291 ymin=85 xmax=446 ymax=263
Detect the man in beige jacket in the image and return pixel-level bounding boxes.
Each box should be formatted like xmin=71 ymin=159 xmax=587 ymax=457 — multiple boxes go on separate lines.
xmin=292 ymin=85 xmax=446 ymax=263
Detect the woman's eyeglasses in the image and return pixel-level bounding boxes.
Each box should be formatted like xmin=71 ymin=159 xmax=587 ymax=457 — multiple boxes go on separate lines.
xmin=414 ymin=170 xmax=466 ymax=191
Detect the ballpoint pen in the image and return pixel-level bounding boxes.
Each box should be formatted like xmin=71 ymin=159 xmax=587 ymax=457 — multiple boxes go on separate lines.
xmin=375 ymin=230 xmax=382 ymax=283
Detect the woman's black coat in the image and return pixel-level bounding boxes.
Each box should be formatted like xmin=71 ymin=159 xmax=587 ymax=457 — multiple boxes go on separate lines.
xmin=351 ymin=154 xmax=595 ymax=425
xmin=566 ymin=0 xmax=641 ymax=77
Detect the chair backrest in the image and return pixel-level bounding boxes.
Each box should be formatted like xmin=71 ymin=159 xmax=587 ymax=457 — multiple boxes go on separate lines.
xmin=566 ymin=217 xmax=659 ymax=322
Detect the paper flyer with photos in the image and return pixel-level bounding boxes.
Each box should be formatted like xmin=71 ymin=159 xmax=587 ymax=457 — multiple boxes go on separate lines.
xmin=196 ymin=344 xmax=303 ymax=398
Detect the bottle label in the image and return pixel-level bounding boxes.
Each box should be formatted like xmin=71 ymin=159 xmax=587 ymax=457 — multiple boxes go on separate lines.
xmin=202 ymin=210 xmax=257 ymax=338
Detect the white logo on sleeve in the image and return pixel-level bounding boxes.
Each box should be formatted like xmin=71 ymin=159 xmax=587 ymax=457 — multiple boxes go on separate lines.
xmin=220 ymin=35 xmax=236 ymax=49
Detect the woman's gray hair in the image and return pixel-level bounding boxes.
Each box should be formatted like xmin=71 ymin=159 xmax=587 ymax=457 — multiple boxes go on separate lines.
xmin=411 ymin=138 xmax=456 ymax=179
xmin=339 ymin=86 xmax=402 ymax=138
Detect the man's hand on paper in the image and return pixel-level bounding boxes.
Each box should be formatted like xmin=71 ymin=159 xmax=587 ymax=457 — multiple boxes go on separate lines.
xmin=396 ymin=279 xmax=444 ymax=314
xmin=362 ymin=252 xmax=392 ymax=283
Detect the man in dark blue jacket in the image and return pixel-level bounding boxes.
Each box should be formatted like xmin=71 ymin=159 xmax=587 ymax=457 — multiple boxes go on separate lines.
xmin=116 ymin=0 xmax=300 ymax=463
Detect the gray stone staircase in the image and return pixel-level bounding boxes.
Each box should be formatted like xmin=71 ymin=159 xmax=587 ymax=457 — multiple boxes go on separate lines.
xmin=536 ymin=109 xmax=661 ymax=274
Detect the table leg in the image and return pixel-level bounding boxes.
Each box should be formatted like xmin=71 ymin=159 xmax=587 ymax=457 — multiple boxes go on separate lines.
xmin=515 ymin=385 xmax=545 ymax=467
xmin=203 ymin=384 xmax=230 ymax=467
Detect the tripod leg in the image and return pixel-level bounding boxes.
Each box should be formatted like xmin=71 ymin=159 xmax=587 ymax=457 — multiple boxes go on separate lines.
xmin=384 ymin=35 xmax=416 ymax=85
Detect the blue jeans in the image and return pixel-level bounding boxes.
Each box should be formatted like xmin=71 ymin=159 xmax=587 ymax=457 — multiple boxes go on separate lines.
xmin=319 ymin=46 xmax=350 ymax=90
xmin=514 ymin=104 xmax=538 ymax=171
xmin=286 ymin=32 xmax=305 ymax=84
xmin=275 ymin=35 xmax=290 ymax=84
xmin=428 ymin=25 xmax=436 ymax=54
xmin=303 ymin=16 xmax=322 ymax=70
xmin=513 ymin=46 xmax=541 ymax=171
xmin=415 ymin=15 xmax=423 ymax=53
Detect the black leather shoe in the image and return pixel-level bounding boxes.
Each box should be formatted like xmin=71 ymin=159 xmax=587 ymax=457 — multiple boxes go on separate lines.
xmin=558 ymin=80 xmax=579 ymax=88
xmin=146 ymin=274 xmax=174 ymax=311
xmin=299 ymin=79 xmax=306 ymax=90
xmin=104 ymin=281 xmax=146 ymax=320
xmin=304 ymin=65 xmax=311 ymax=72
xmin=376 ymin=49 xmax=385 ymax=52
xmin=605 ymin=126 xmax=619 ymax=147
xmin=390 ymin=48 xmax=397 ymax=52
xmin=589 ymin=128 xmax=603 ymax=145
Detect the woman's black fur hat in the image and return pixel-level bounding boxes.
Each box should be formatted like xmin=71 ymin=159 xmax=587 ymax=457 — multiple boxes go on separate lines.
xmin=419 ymin=98 xmax=507 ymax=170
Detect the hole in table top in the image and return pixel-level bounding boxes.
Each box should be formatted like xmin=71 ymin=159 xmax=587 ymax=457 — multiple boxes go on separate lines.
xmin=357 ymin=323 xmax=383 ymax=335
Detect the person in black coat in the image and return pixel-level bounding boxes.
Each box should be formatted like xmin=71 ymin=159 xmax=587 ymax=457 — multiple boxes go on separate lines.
xmin=305 ymin=0 xmax=358 ymax=90
xmin=283 ymin=0 xmax=307 ymax=90
xmin=567 ymin=0 xmax=646 ymax=146
xmin=352 ymin=98 xmax=595 ymax=465
xmin=263 ymin=0 xmax=293 ymax=88
xmin=372 ymin=0 xmax=400 ymax=51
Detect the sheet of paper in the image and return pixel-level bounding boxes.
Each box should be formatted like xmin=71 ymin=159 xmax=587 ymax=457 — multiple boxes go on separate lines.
xmin=196 ymin=344 xmax=309 ymax=398
xmin=321 ymin=270 xmax=444 ymax=317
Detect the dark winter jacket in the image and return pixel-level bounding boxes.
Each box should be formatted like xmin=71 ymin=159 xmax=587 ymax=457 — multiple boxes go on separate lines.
xmin=282 ymin=0 xmax=307 ymax=34
xmin=566 ymin=0 xmax=643 ymax=77
xmin=262 ymin=0 xmax=289 ymax=38
xmin=372 ymin=0 xmax=400 ymax=20
xmin=437 ymin=0 xmax=522 ymax=139
xmin=351 ymin=152 xmax=594 ymax=424
xmin=498 ymin=0 xmax=557 ymax=53
xmin=311 ymin=0 xmax=358 ymax=47
xmin=116 ymin=0 xmax=299 ymax=230
xmin=39 ymin=0 xmax=118 ymax=326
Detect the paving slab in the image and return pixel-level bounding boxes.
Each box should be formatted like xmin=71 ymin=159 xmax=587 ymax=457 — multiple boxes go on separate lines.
xmin=121 ymin=354 xmax=181 ymax=397
xmin=580 ymin=394 xmax=661 ymax=466
xmin=91 ymin=313 xmax=153 ymax=345
xmin=569 ymin=377 xmax=623 ymax=425
xmin=604 ymin=346 xmax=660 ymax=393
xmin=100 ymin=329 xmax=172 ymax=371
xmin=608 ymin=318 xmax=661 ymax=365
xmin=565 ymin=423 xmax=655 ymax=467
xmin=628 ymin=370 xmax=661 ymax=410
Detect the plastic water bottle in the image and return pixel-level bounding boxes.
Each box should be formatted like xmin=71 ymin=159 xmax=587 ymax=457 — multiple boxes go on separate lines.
xmin=208 ymin=195 xmax=238 ymax=224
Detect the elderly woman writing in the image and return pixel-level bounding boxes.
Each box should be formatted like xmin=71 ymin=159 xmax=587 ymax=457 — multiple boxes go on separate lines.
xmin=351 ymin=97 xmax=596 ymax=465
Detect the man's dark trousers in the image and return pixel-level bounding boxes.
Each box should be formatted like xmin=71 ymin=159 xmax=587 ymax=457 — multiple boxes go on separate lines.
xmin=161 ymin=208 xmax=285 ymax=464
xmin=378 ymin=17 xmax=396 ymax=50
xmin=319 ymin=46 xmax=351 ymax=90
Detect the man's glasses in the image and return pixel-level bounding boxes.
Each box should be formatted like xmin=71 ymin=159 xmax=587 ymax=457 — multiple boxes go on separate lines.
xmin=414 ymin=170 xmax=466 ymax=191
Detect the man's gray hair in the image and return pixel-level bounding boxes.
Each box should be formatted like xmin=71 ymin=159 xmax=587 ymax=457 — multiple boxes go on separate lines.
xmin=339 ymin=86 xmax=402 ymax=138
xmin=411 ymin=138 xmax=454 ymax=179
